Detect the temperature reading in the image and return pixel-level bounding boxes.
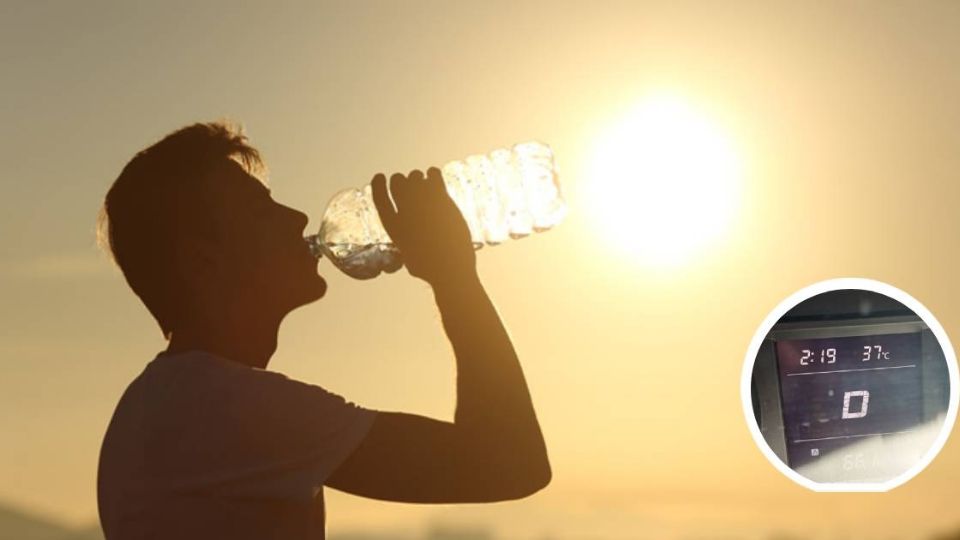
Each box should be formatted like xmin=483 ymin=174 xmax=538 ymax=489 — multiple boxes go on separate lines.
xmin=862 ymin=345 xmax=891 ymax=362
xmin=800 ymin=348 xmax=836 ymax=366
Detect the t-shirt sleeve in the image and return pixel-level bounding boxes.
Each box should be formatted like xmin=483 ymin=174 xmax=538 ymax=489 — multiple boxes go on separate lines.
xmin=144 ymin=359 xmax=377 ymax=500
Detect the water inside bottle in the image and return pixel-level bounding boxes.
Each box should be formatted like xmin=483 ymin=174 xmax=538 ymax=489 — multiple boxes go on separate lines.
xmin=333 ymin=244 xmax=401 ymax=280
xmin=305 ymin=235 xmax=401 ymax=279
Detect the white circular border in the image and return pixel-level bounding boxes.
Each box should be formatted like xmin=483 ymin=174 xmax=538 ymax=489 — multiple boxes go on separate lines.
xmin=740 ymin=278 xmax=959 ymax=492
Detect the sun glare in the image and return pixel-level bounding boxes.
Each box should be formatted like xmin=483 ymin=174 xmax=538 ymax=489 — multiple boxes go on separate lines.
xmin=585 ymin=94 xmax=742 ymax=269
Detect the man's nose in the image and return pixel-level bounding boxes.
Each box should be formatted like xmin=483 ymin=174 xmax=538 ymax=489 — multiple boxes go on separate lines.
xmin=295 ymin=210 xmax=309 ymax=232
xmin=284 ymin=205 xmax=309 ymax=232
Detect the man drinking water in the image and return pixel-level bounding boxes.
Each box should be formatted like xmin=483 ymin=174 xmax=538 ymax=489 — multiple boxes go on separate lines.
xmin=96 ymin=122 xmax=551 ymax=539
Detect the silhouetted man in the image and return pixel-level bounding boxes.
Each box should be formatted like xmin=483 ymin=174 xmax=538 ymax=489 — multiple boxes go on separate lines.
xmin=96 ymin=122 xmax=551 ymax=539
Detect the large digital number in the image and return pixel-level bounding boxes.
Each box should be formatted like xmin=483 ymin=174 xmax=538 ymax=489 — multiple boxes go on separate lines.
xmin=826 ymin=348 xmax=836 ymax=364
xmin=800 ymin=349 xmax=812 ymax=366
xmin=863 ymin=346 xmax=871 ymax=361
xmin=842 ymin=390 xmax=870 ymax=419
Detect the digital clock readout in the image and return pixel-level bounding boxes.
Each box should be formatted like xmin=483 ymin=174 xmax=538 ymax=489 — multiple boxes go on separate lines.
xmin=776 ymin=332 xmax=922 ymax=481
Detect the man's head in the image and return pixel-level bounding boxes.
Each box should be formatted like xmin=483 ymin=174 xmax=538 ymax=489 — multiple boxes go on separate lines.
xmin=98 ymin=122 xmax=326 ymax=339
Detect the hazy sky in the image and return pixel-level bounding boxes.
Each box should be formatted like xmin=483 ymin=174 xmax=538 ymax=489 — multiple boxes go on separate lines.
xmin=2 ymin=1 xmax=960 ymax=538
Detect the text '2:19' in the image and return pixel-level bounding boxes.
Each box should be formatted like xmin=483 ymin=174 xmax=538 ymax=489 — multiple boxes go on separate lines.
xmin=800 ymin=348 xmax=837 ymax=366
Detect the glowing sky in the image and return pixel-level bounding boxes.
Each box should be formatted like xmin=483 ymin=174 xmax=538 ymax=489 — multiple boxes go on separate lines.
xmin=2 ymin=2 xmax=960 ymax=538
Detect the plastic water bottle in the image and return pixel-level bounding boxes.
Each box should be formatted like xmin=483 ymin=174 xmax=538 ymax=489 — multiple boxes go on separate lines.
xmin=305 ymin=141 xmax=566 ymax=279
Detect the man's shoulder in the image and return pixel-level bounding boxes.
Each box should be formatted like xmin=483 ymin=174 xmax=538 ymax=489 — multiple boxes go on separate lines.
xmin=141 ymin=349 xmax=286 ymax=389
xmin=137 ymin=350 xmax=367 ymax=415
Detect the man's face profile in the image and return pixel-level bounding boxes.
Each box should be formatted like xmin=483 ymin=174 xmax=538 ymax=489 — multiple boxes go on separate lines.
xmin=99 ymin=122 xmax=328 ymax=338
xmin=185 ymin=159 xmax=327 ymax=318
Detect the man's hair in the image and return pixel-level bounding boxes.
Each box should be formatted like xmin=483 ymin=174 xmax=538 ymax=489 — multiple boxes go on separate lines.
xmin=97 ymin=121 xmax=263 ymax=338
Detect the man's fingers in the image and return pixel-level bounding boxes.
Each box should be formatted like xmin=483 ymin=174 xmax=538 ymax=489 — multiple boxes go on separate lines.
xmin=389 ymin=172 xmax=409 ymax=212
xmin=375 ymin=168 xmax=448 ymax=247
xmin=371 ymin=173 xmax=399 ymax=237
xmin=408 ymin=169 xmax=430 ymax=198
xmin=426 ymin=166 xmax=445 ymax=194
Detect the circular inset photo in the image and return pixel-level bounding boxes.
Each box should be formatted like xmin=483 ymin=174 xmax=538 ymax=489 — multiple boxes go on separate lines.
xmin=742 ymin=278 xmax=958 ymax=491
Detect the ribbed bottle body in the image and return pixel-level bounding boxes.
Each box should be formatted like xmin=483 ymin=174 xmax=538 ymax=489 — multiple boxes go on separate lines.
xmin=307 ymin=141 xmax=565 ymax=279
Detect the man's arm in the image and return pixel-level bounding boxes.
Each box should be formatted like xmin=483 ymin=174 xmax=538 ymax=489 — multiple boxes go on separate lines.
xmin=324 ymin=168 xmax=551 ymax=502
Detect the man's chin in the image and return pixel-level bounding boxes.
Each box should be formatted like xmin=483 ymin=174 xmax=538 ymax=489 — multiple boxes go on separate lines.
xmin=285 ymin=275 xmax=327 ymax=310
xmin=306 ymin=275 xmax=327 ymax=302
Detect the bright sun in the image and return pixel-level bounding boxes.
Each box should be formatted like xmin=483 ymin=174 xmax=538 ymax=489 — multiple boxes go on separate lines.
xmin=585 ymin=94 xmax=742 ymax=269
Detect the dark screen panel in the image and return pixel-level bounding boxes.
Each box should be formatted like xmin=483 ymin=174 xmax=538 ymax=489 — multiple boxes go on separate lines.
xmin=776 ymin=332 xmax=922 ymax=478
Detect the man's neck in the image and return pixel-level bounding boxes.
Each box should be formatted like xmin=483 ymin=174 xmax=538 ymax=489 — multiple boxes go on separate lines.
xmin=166 ymin=309 xmax=282 ymax=369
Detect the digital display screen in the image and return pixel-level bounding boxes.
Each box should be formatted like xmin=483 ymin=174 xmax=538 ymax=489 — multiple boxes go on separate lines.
xmin=776 ymin=332 xmax=923 ymax=481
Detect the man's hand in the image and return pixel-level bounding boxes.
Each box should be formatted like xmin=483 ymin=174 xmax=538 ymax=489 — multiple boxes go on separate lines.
xmin=371 ymin=168 xmax=477 ymax=286
xmin=327 ymin=169 xmax=551 ymax=504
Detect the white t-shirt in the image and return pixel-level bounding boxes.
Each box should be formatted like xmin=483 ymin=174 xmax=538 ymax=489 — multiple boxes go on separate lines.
xmin=97 ymin=350 xmax=377 ymax=540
